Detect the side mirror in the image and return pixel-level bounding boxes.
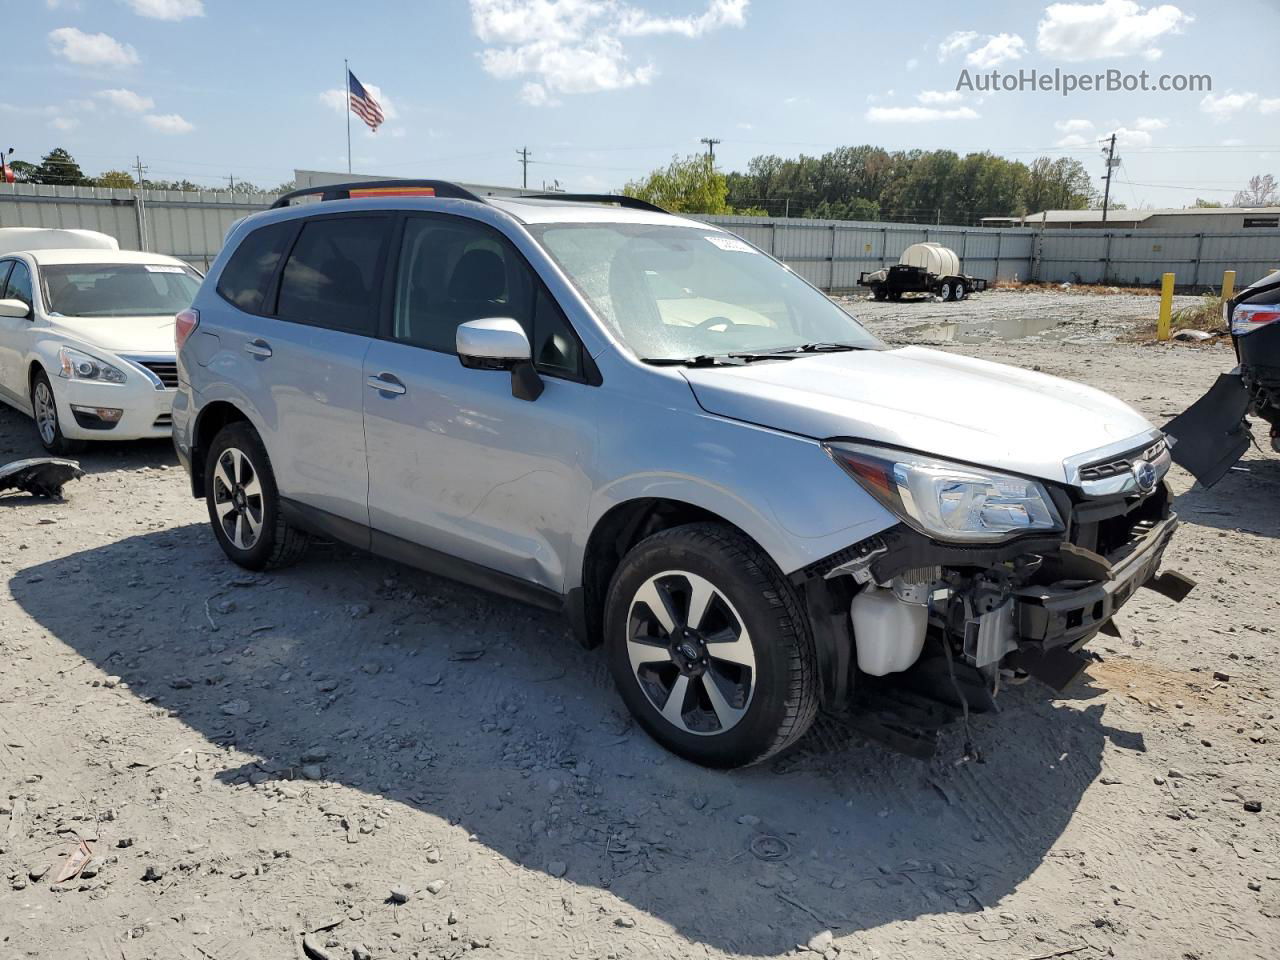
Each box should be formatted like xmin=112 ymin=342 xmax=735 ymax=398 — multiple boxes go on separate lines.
xmin=456 ymin=317 xmax=544 ymax=401
xmin=0 ymin=298 xmax=31 ymax=320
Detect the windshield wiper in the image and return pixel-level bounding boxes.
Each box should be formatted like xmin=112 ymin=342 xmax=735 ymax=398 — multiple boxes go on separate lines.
xmin=773 ymin=342 xmax=864 ymax=354
xmin=642 ymin=352 xmax=797 ymax=367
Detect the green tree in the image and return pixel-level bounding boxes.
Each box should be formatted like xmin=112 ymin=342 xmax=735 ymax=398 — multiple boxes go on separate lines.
xmin=1193 ymin=198 xmax=1224 ymax=208
xmin=34 ymin=147 xmax=90 ymax=186
xmin=624 ymin=154 xmax=730 ymax=214
xmin=6 ymin=159 xmax=38 ymax=183
xmin=95 ymin=170 xmax=136 ymax=188
xmin=1024 ymin=156 xmax=1094 ymax=212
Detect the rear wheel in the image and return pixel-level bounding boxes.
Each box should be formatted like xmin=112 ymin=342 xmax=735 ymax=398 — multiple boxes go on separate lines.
xmin=939 ymin=281 xmax=954 ymax=302
xmin=955 ymin=281 xmax=967 ymax=301
xmin=872 ymin=285 xmax=887 ymax=301
xmin=205 ymin=422 xmax=308 ymax=570
xmin=604 ymin=522 xmax=818 ymax=768
xmin=30 ymin=369 xmax=85 ymax=456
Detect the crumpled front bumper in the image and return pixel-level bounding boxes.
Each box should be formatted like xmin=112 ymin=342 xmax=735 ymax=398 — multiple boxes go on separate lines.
xmin=1012 ymin=513 xmax=1181 ymax=651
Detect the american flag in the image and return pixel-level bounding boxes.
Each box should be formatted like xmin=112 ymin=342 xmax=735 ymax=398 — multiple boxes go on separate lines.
xmin=348 ymin=70 xmax=384 ymax=133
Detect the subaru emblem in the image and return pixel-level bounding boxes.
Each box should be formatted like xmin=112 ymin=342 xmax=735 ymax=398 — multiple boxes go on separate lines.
xmin=1132 ymin=459 xmax=1157 ymax=493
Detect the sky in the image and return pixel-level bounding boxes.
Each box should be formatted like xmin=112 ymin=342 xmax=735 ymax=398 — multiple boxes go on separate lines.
xmin=3 ymin=0 xmax=1279 ymax=211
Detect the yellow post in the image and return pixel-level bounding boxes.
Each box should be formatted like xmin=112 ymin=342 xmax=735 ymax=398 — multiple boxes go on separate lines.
xmin=1157 ymin=272 xmax=1175 ymax=342
xmin=1222 ymin=269 xmax=1236 ymax=303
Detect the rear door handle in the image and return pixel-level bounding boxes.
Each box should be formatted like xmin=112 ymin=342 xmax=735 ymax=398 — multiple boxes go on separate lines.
xmin=366 ymin=373 xmax=407 ymax=396
xmin=244 ymin=338 xmax=272 ymax=358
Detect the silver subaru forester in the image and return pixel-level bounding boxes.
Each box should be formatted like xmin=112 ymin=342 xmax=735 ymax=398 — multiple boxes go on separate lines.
xmin=173 ymin=180 xmax=1189 ymax=768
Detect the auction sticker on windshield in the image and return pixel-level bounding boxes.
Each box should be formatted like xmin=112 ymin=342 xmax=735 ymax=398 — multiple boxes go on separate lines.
xmin=705 ymin=235 xmax=757 ymax=254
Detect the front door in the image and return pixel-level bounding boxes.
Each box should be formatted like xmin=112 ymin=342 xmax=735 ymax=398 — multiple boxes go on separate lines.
xmin=362 ymin=213 xmax=596 ymax=592
xmin=0 ymin=260 xmax=33 ymax=407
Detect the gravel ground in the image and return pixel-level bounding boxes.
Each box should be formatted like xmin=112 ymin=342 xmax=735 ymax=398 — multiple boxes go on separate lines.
xmin=1 ymin=289 xmax=1278 ymax=960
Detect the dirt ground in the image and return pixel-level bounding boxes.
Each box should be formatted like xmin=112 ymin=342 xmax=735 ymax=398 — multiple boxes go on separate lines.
xmin=2 ymin=289 xmax=1278 ymax=960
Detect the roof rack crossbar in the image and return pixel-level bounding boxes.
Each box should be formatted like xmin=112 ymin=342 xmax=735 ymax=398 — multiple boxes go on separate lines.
xmin=518 ymin=193 xmax=667 ymax=214
xmin=270 ymin=179 xmax=485 ymax=209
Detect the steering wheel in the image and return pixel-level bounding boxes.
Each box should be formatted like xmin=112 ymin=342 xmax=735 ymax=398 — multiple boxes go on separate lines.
xmin=694 ymin=315 xmax=739 ymax=332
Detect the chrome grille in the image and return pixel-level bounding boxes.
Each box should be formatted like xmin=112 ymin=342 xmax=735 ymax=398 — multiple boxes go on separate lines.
xmin=139 ymin=361 xmax=178 ymax=389
xmin=1078 ymin=439 xmax=1166 ymax=485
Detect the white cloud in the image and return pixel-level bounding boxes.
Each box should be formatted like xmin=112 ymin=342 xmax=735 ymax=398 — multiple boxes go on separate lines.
xmin=917 ymin=89 xmax=963 ymax=105
xmin=1261 ymin=98 xmax=1280 ymax=115
xmin=95 ymin=88 xmax=155 ymax=112
xmin=320 ymin=83 xmax=399 ymax=120
xmin=1134 ymin=115 xmax=1167 ymax=131
xmin=1036 ymin=0 xmax=1193 ymax=62
xmin=1200 ymin=90 xmax=1257 ymax=121
xmin=966 ymin=33 xmax=1026 ymax=67
xmin=48 ymin=27 xmax=140 ymax=67
xmin=1113 ymin=126 xmax=1152 ymax=147
xmin=469 ymin=0 xmax=746 ymax=104
xmin=45 ymin=0 xmax=82 ymax=8
xmin=736 ymin=121 xmax=753 ymax=130
xmin=124 ymin=0 xmax=204 ymax=18
xmin=143 ymin=112 xmax=194 ymax=133
xmin=865 ymin=105 xmax=980 ymax=123
xmin=49 ymin=116 xmax=80 ymax=132
xmin=905 ymin=57 xmax=919 ymax=71
xmin=1056 ymin=134 xmax=1090 ymax=147
xmin=1055 ymin=117 xmax=1094 ymax=133
xmin=937 ymin=30 xmax=978 ymax=60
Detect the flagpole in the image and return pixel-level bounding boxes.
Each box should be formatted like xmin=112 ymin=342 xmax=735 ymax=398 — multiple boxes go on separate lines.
xmin=344 ymin=59 xmax=352 ymax=174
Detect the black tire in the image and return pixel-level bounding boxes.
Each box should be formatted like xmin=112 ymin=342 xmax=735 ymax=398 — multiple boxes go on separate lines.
xmin=604 ymin=522 xmax=819 ymax=768
xmin=939 ymin=281 xmax=954 ymax=302
xmin=872 ymin=286 xmax=887 ymax=301
xmin=888 ymin=289 xmax=903 ymax=301
xmin=204 ymin=422 xmax=308 ymax=570
xmin=955 ymin=281 xmax=967 ymax=301
xmin=29 ymin=368 xmax=86 ymax=456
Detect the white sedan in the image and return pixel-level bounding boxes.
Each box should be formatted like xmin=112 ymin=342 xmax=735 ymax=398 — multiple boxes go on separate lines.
xmin=0 ymin=229 xmax=201 ymax=454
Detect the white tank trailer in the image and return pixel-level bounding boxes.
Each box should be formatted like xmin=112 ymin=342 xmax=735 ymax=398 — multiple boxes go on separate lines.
xmin=858 ymin=242 xmax=987 ymax=303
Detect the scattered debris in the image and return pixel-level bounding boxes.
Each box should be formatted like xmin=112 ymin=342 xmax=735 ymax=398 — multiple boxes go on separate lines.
xmin=0 ymin=457 xmax=84 ymax=498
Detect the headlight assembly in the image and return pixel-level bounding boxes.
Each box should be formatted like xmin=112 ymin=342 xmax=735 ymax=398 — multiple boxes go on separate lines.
xmin=825 ymin=441 xmax=1062 ymax=543
xmin=58 ymin=347 xmax=127 ymax=384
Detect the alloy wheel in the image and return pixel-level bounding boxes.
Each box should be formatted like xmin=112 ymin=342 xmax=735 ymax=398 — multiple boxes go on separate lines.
xmin=626 ymin=570 xmax=756 ymax=736
xmin=33 ymin=381 xmax=58 ymax=446
xmin=212 ymin=447 xmax=265 ymax=550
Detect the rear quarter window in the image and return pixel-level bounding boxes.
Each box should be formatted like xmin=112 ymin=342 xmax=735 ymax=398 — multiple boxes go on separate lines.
xmin=216 ymin=221 xmax=296 ymax=314
xmin=275 ymin=216 xmax=389 ymax=335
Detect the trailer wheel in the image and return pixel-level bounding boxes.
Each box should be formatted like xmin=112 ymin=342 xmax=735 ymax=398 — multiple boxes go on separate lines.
xmin=888 ymin=290 xmax=903 ymax=302
xmin=939 ymin=281 xmax=953 ymax=302
xmin=872 ymin=286 xmax=887 ymax=301
xmin=954 ymin=281 xmax=967 ymax=301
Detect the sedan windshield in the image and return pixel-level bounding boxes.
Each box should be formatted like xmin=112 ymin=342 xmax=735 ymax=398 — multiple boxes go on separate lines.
xmin=41 ymin=263 xmax=201 ymax=318
xmin=528 ymin=223 xmax=883 ymax=361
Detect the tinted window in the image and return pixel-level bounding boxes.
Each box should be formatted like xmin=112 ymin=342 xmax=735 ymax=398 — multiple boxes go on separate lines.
xmin=217 ymin=221 xmax=296 ymax=314
xmin=393 ymin=216 xmax=583 ymax=377
xmin=42 ymin=263 xmax=200 ymax=317
xmin=4 ymin=261 xmax=33 ymax=309
xmin=1240 ymin=270 xmax=1280 ymax=305
xmin=277 ymin=216 xmax=388 ymax=335
xmin=0 ymin=262 xmax=12 ymax=300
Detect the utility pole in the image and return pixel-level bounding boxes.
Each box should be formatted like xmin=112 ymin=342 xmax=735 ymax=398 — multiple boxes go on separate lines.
xmin=134 ymin=155 xmax=149 ymax=251
xmin=226 ymin=174 xmax=236 ymax=193
xmin=517 ymin=146 xmax=531 ymax=190
xmin=699 ymin=137 xmax=720 ymax=163
xmin=1100 ymin=133 xmax=1118 ymax=224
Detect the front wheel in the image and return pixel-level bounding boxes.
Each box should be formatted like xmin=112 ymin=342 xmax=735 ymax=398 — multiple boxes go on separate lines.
xmin=30 ymin=369 xmax=85 ymax=456
xmin=939 ymin=281 xmax=954 ymax=302
xmin=604 ymin=522 xmax=819 ymax=768
xmin=204 ymin=422 xmax=309 ymax=570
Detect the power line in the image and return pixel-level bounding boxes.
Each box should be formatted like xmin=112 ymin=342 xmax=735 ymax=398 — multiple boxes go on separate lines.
xmin=516 ymin=146 xmax=531 ymax=189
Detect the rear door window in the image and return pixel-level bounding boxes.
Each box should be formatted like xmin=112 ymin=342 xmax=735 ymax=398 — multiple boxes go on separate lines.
xmin=216 ymin=220 xmax=296 ymax=314
xmin=0 ymin=262 xmax=13 ymax=299
xmin=276 ymin=216 xmax=389 ymax=335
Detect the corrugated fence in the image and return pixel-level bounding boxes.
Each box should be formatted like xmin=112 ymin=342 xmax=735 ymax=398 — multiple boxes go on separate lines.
xmin=3 ymin=184 xmax=1276 ymax=290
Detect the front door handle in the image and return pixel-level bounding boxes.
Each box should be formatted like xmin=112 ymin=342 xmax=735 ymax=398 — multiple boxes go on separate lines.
xmin=244 ymin=338 xmax=272 ymax=358
xmin=366 ymin=372 xmax=407 ymax=396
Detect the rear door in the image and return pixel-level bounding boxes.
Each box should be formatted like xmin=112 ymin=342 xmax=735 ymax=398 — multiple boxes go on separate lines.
xmin=361 ymin=212 xmax=596 ymax=591
xmin=223 ymin=213 xmax=391 ymax=533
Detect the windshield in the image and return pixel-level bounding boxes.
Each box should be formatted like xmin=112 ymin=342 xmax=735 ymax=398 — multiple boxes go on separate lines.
xmin=41 ymin=263 xmax=201 ymax=318
xmin=528 ymin=223 xmax=883 ymax=361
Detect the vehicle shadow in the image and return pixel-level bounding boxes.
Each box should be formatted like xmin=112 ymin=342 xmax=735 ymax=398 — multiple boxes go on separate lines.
xmin=0 ymin=402 xmax=177 ymax=478
xmin=9 ymin=524 xmax=1144 ymax=956
xmin=1172 ymin=454 xmax=1280 ymax=538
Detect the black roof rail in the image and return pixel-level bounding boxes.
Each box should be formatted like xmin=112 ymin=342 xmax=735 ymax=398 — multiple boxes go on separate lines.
xmin=518 ymin=193 xmax=668 ymax=214
xmin=270 ymin=179 xmax=485 ymax=210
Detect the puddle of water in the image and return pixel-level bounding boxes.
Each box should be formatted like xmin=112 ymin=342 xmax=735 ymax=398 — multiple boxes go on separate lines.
xmin=903 ymin=314 xmax=1070 ymax=343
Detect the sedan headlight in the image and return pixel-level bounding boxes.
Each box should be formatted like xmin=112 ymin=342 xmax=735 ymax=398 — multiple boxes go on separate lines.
xmin=58 ymin=347 xmax=127 ymax=384
xmin=825 ymin=441 xmax=1062 ymax=543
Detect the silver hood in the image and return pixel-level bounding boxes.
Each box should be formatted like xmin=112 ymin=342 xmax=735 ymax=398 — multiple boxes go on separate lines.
xmin=681 ymin=345 xmax=1157 ymax=484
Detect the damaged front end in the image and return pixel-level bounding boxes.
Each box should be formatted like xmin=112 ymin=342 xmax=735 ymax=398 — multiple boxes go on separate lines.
xmin=800 ymin=434 xmax=1192 ymax=755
